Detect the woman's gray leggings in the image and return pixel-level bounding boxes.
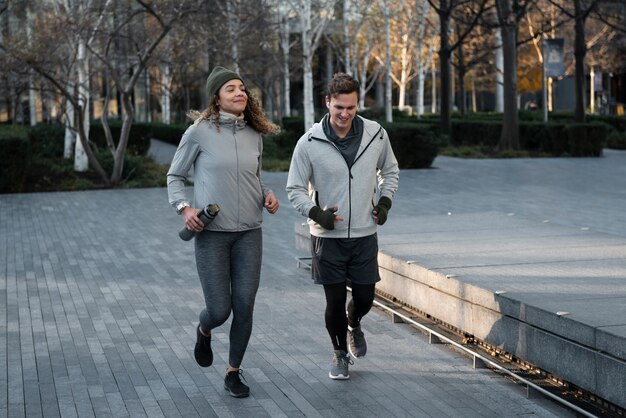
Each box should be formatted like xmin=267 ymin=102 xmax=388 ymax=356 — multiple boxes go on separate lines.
xmin=194 ymin=228 xmax=262 ymax=368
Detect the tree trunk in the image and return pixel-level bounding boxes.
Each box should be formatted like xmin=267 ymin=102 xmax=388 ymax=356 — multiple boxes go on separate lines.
xmin=302 ymin=18 xmax=315 ymax=130
xmin=298 ymin=0 xmax=331 ymax=130
xmin=64 ymin=99 xmax=75 ymax=159
xmin=494 ymin=30 xmax=504 ymax=113
xmin=343 ymin=0 xmax=351 ymax=74
xmin=414 ymin=0 xmax=430 ymax=118
xmin=383 ymin=0 xmax=392 ymax=122
xmin=431 ymin=59 xmax=437 ymax=113
xmin=457 ymin=29 xmax=467 ymax=115
xmin=358 ymin=39 xmax=372 ymax=108
xmin=75 ymin=38 xmax=89 ymax=172
xmin=110 ymin=93 xmax=134 ymax=184
xmin=303 ymin=64 xmax=315 ymax=129
xmin=437 ymin=0 xmax=452 ymax=134
xmin=326 ymin=43 xmax=333 ymax=81
xmin=161 ymin=66 xmax=171 ymax=124
xmin=26 ymin=8 xmax=37 ymax=126
xmin=397 ymin=33 xmax=410 ymax=110
xmin=497 ymin=0 xmax=519 ymax=150
xmin=279 ymin=12 xmax=291 ymax=117
xmin=573 ymin=0 xmax=586 ymax=123
xmin=416 ymin=61 xmax=425 ymax=117
xmin=226 ymin=0 xmax=240 ymax=72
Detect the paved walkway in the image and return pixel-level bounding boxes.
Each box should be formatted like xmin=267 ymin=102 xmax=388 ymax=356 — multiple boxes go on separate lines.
xmin=2 ymin=142 xmax=625 ymax=417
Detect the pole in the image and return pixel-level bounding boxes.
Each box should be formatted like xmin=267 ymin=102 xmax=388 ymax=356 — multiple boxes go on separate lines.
xmin=590 ymin=67 xmax=595 ymax=114
xmin=541 ymin=24 xmax=548 ymax=123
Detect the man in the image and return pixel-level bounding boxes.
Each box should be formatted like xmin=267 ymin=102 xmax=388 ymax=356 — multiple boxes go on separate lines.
xmin=286 ymin=72 xmax=399 ymax=380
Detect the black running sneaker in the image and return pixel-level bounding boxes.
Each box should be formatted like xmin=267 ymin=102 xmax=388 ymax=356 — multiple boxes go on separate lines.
xmin=194 ymin=324 xmax=213 ymax=367
xmin=224 ymin=369 xmax=250 ymax=398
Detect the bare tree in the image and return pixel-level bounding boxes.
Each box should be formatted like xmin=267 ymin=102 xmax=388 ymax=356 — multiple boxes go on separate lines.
xmin=2 ymin=0 xmax=200 ymax=186
xmin=414 ymin=0 xmax=437 ymax=118
xmin=546 ymin=0 xmax=600 ymax=122
xmin=380 ymin=0 xmax=393 ymax=122
xmin=495 ymin=0 xmax=531 ymax=150
xmin=427 ymin=0 xmax=489 ymax=135
xmin=291 ymin=0 xmax=338 ymax=129
xmin=277 ymin=2 xmax=296 ymax=117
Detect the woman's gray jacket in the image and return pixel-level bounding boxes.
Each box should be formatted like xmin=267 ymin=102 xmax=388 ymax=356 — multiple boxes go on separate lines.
xmin=286 ymin=115 xmax=399 ymax=239
xmin=167 ymin=117 xmax=271 ymax=231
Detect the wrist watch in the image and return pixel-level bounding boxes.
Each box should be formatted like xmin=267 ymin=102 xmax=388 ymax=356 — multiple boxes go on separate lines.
xmin=176 ymin=201 xmax=190 ymax=215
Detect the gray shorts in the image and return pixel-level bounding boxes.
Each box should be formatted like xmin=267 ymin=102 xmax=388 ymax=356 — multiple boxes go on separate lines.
xmin=310 ymin=234 xmax=380 ymax=285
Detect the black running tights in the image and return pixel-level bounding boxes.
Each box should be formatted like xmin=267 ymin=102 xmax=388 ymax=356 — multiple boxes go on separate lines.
xmin=322 ymin=282 xmax=376 ymax=351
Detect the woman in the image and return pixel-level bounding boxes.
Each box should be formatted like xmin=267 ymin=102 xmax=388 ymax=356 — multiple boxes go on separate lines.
xmin=167 ymin=66 xmax=279 ymax=398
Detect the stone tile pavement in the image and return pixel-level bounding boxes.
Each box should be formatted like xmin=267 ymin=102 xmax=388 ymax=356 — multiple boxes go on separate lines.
xmin=6 ymin=142 xmax=624 ymax=417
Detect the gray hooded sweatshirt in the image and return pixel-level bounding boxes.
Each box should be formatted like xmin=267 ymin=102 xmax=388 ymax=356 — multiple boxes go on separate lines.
xmin=167 ymin=114 xmax=271 ymax=231
xmin=286 ymin=115 xmax=399 ymax=239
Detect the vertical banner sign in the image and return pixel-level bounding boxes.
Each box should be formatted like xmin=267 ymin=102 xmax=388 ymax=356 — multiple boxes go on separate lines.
xmin=594 ymin=71 xmax=603 ymax=92
xmin=544 ymin=39 xmax=565 ymax=78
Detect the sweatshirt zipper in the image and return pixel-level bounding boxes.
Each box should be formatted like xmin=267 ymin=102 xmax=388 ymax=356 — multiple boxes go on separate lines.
xmin=310 ymin=132 xmax=379 ymax=238
xmin=234 ymin=130 xmax=240 ymax=227
xmin=347 ymin=128 xmax=381 ymax=236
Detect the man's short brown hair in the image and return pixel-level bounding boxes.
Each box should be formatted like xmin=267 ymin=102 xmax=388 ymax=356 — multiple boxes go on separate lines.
xmin=327 ymin=72 xmax=360 ymax=100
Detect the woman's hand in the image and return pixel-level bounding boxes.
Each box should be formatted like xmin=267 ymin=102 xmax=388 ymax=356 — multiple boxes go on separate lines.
xmin=182 ymin=207 xmax=205 ymax=231
xmin=264 ymin=192 xmax=279 ymax=214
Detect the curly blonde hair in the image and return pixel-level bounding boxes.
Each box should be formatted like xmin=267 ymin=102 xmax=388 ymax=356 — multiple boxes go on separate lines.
xmin=188 ymin=90 xmax=280 ymax=135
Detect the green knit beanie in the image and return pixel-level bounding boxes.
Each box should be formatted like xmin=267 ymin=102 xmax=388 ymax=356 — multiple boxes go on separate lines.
xmin=205 ymin=66 xmax=244 ymax=99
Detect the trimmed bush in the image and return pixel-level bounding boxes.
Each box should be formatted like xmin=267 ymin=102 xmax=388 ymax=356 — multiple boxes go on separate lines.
xmin=263 ymin=131 xmax=299 ymax=160
xmin=281 ymin=117 xmax=306 ymax=137
xmin=588 ymin=115 xmax=626 ymax=133
xmin=90 ymin=121 xmax=152 ymax=155
xmin=605 ymin=130 xmax=626 ymax=150
xmin=382 ymin=122 xmax=441 ymax=169
xmin=563 ymin=123 xmax=608 ymax=156
xmin=519 ymin=122 xmax=552 ymax=151
xmin=356 ymin=107 xmax=414 ymax=122
xmin=150 ymin=122 xmax=188 ymax=146
xmin=96 ymin=149 xmax=147 ymax=181
xmin=0 ymin=127 xmax=30 ymax=193
xmin=450 ymin=120 xmax=501 ymax=147
xmin=441 ymin=119 xmax=605 ymax=157
xmin=28 ymin=123 xmax=65 ymax=158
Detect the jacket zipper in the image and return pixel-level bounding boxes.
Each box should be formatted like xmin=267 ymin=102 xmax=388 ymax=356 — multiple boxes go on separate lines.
xmin=310 ymin=130 xmax=382 ymax=237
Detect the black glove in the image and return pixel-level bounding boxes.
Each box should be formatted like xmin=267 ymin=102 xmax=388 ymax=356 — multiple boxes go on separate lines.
xmin=373 ymin=196 xmax=392 ymax=225
xmin=309 ymin=206 xmax=337 ymax=230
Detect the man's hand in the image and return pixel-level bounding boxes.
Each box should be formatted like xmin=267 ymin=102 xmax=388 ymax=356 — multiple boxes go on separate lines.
xmin=372 ymin=196 xmax=392 ymax=225
xmin=264 ymin=192 xmax=279 ymax=214
xmin=309 ymin=206 xmax=344 ymax=230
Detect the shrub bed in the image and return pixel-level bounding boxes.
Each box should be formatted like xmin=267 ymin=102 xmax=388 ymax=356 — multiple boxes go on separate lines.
xmin=381 ymin=122 xmax=441 ymax=169
xmin=605 ymin=130 xmax=626 ymax=150
xmin=444 ymin=120 xmax=607 ymax=156
xmin=150 ymin=122 xmax=188 ymax=146
xmin=90 ymin=121 xmax=152 ymax=155
xmin=0 ymin=126 xmax=30 ymax=193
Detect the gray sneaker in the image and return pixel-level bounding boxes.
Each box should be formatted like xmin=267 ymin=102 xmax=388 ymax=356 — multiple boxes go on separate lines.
xmin=329 ymin=350 xmax=353 ymax=380
xmin=348 ymin=325 xmax=367 ymax=358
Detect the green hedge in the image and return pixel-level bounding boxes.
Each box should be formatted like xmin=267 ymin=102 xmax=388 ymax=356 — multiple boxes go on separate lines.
xmin=605 ymin=130 xmax=626 ymax=150
xmin=28 ymin=123 xmax=65 ymax=158
xmin=90 ymin=121 xmax=152 ymax=155
xmin=262 ymin=130 xmax=300 ymax=161
xmin=381 ymin=123 xmax=441 ymax=169
xmin=443 ymin=119 xmax=608 ymax=156
xmin=150 ymin=122 xmax=189 ymax=146
xmin=0 ymin=126 xmax=30 ymax=193
xmin=281 ymin=117 xmax=306 ymax=137
xmin=358 ymin=107 xmax=414 ymax=122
